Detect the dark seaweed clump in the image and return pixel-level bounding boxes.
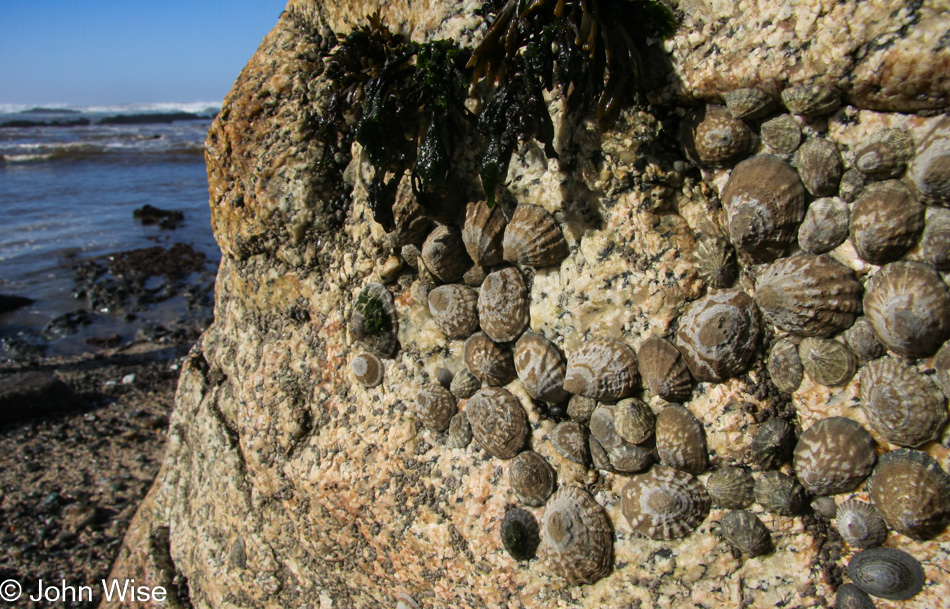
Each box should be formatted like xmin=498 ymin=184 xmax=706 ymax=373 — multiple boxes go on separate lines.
xmin=353 ymin=290 xmax=392 ymax=335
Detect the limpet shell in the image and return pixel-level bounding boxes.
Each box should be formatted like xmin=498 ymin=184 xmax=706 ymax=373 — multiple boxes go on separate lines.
xmin=864 ymin=261 xmax=950 ymax=357
xmin=675 ymin=289 xmax=761 ymax=383
xmin=868 ymin=448 xmax=950 ymax=539
xmin=754 ymin=471 xmax=807 ymax=516
xmin=798 ymin=197 xmax=850 ymax=254
xmin=796 ymin=137 xmax=843 ymax=197
xmin=428 ymin=284 xmax=479 ymax=339
xmin=655 ymin=405 xmax=708 ymax=475
xmin=799 ymin=337 xmax=857 ymax=387
xmin=908 ymin=115 xmax=950 ymax=206
xmin=760 ymin=114 xmax=802 ymax=154
xmin=509 ymin=450 xmax=556 ymax=507
xmin=781 ymin=85 xmax=841 ymax=116
xmin=447 ymin=412 xmax=473 ymax=448
xmin=541 ymin=486 xmax=612 ymax=585
xmin=466 ymin=387 xmax=528 ymax=459
xmin=755 ymin=253 xmax=862 ymax=337
xmin=501 ymin=508 xmax=540 ymax=561
xmin=724 ymin=87 xmax=775 ymax=120
xmin=722 ymin=155 xmax=807 ymax=262
xmin=848 ymin=547 xmax=924 ymax=601
xmin=588 ymin=405 xmax=624 ymax=450
xmin=478 ymin=267 xmax=529 ymax=343
xmin=921 ymin=207 xmax=950 ymax=270
xmin=637 ymin=337 xmax=692 ymax=403
xmin=935 ymin=341 xmax=950 ymax=399
xmin=462 ymin=199 xmax=505 ymax=267
xmin=706 ymin=467 xmax=755 ymax=509
xmin=842 ymin=318 xmax=884 ymax=364
xmin=853 ymin=128 xmax=914 ymax=180
xmin=449 ymin=368 xmax=481 ymax=399
xmin=514 ymin=332 xmax=569 ymax=403
xmin=683 ymin=105 xmax=755 ymax=168
xmin=351 ymin=352 xmax=383 ymax=388
xmin=552 ymin=421 xmax=591 ymax=466
xmin=588 ymin=436 xmax=612 ymax=472
xmin=693 ymin=235 xmax=738 ymax=289
xmin=768 ymin=338 xmax=803 ymax=394
xmin=793 ymin=417 xmax=876 ymax=495
xmin=389 ymin=179 xmax=433 ymax=247
xmin=414 ymin=383 xmax=456 ymax=432
xmin=850 ymin=180 xmax=924 ymax=265
xmin=563 ymin=337 xmax=639 ymax=400
xmin=859 ymin=356 xmax=948 ymax=448
xmin=750 ymin=418 xmax=796 ymax=470
xmin=614 ymin=398 xmax=656 ymax=445
xmin=351 ymin=282 xmax=398 ymax=357
xmin=567 ymin=394 xmax=597 ymax=424
xmin=502 ymin=204 xmax=568 ymax=268
xmin=464 ymin=332 xmax=516 ymax=386
xmin=421 ymin=225 xmax=472 ymax=283
xmin=718 ymin=509 xmax=772 ymax=557
xmin=836 ymin=499 xmax=887 ymax=549
xmin=811 ymin=495 xmax=839 ymax=520
xmin=621 ymin=465 xmax=710 ymax=540
xmin=607 ymin=443 xmax=654 ymax=474
xmin=839 ymin=169 xmax=867 ymax=203
xmin=836 ymin=583 xmax=877 ymax=609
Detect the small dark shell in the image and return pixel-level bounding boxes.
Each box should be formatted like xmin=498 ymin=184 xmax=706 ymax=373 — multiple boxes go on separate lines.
xmin=421 ymin=225 xmax=472 ymax=283
xmin=502 ymin=204 xmax=569 ymax=268
xmin=414 ymin=383 xmax=456 ymax=432
xmin=839 ymin=169 xmax=867 ymax=203
xmin=760 ymin=114 xmax=802 ymax=154
xmin=567 ymin=394 xmax=597 ymax=424
xmin=478 ymin=267 xmax=529 ymax=343
xmin=868 ymin=448 xmax=950 ymax=539
xmin=836 ymin=500 xmax=887 ymax=549
xmin=842 ymin=318 xmax=884 ymax=364
xmin=812 ymin=496 xmax=839 ymax=520
xmin=447 ymin=412 xmax=473 ymax=448
xmin=589 ymin=405 xmax=623 ymax=449
xmin=428 ymin=284 xmax=479 ymax=339
xmin=799 ymin=337 xmax=857 ymax=387
xmin=859 ymin=356 xmax=948 ymax=448
xmin=683 ymin=105 xmax=755 ymax=168
xmin=464 ymin=332 xmax=516 ymax=386
xmin=638 ymin=337 xmax=692 ymax=403
xmin=793 ymin=417 xmax=876 ymax=495
xmin=437 ymin=368 xmax=453 ymax=388
xmin=450 ymin=368 xmax=481 ymax=399
xmin=462 ymin=200 xmax=505 ymax=267
xmin=706 ymin=467 xmax=755 ymax=509
xmin=351 ymin=282 xmax=398 ymax=357
xmin=621 ymin=465 xmax=710 ymax=540
xmin=908 ymin=115 xmax=950 ymax=206
xmin=552 ymin=421 xmax=591 ymax=466
xmin=798 ymin=197 xmax=850 ymax=254
xmin=921 ymin=207 xmax=950 ymax=270
xmin=351 ymin=352 xmax=383 ymax=388
xmin=718 ymin=509 xmax=772 ymax=557
xmin=514 ymin=332 xmax=569 ymax=403
xmin=563 ymin=337 xmax=640 ymax=400
xmin=850 ymin=180 xmax=924 ymax=265
xmin=614 ymin=398 xmax=656 ymax=445
xmin=781 ymin=85 xmax=841 ymax=116
xmin=854 ymin=128 xmax=914 ymax=180
xmin=509 ymin=450 xmax=556 ymax=507
xmin=724 ymin=88 xmax=775 ymax=120
xmin=768 ymin=338 xmax=803 ymax=394
xmin=389 ymin=179 xmax=434 ymax=247
xmin=588 ymin=436 xmax=613 ymax=472
xmin=655 ymin=405 xmax=708 ymax=475
xmin=693 ymin=236 xmax=739 ymax=289
xmin=754 ymin=471 xmax=807 ymax=516
xmin=848 ymin=547 xmax=925 ymax=601
xmin=836 ymin=583 xmax=877 ymax=609
xmin=864 ymin=261 xmax=950 ymax=357
xmin=675 ymin=289 xmax=762 ymax=382
xmin=796 ymin=137 xmax=843 ymax=197
xmin=722 ymin=155 xmax=807 ymax=262
xmin=541 ymin=486 xmax=613 ymax=585
xmin=750 ymin=418 xmax=796 ymax=470
xmin=466 ymin=387 xmax=527 ymax=459
xmin=755 ymin=254 xmax=862 ymax=337
xmin=501 ymin=508 xmax=540 ymax=561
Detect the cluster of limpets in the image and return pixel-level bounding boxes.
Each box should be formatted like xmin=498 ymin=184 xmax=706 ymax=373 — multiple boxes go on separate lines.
xmin=348 ymin=84 xmax=950 ymax=605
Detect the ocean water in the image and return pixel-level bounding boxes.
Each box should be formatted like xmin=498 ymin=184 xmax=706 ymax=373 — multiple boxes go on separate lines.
xmin=0 ymin=103 xmax=222 ymax=357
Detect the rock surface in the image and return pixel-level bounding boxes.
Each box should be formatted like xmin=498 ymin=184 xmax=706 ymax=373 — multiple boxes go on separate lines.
xmin=105 ymin=2 xmax=950 ymax=608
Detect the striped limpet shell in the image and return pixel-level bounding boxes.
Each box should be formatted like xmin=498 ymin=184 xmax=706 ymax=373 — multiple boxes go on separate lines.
xmin=541 ymin=487 xmax=613 ymax=585
xmin=860 ymin=356 xmax=948 ymax=448
xmin=793 ymin=417 xmax=876 ymax=496
xmin=462 ymin=199 xmax=505 ymax=267
xmin=767 ymin=338 xmax=803 ymax=394
xmin=655 ymin=405 xmax=708 ymax=475
xmin=514 ymin=332 xmax=569 ymax=403
xmin=464 ymin=332 xmax=516 ymax=386
xmin=796 ymin=137 xmax=843 ymax=197
xmin=621 ymin=465 xmax=710 ymax=540
xmin=754 ymin=471 xmax=807 ymax=516
xmin=563 ymin=337 xmax=640 ymax=400
xmin=908 ymin=115 xmax=950 ymax=206
xmin=706 ymin=467 xmax=755 ymax=510
xmin=478 ymin=267 xmax=529 ymax=343
xmin=414 ymin=383 xmax=456 ymax=432
xmin=750 ymin=417 xmax=796 ymax=470
xmin=675 ymin=288 xmax=761 ymax=383
xmin=798 ymin=337 xmax=857 ymax=387
xmin=718 ymin=509 xmax=772 ymax=557
xmin=502 ymin=204 xmax=568 ymax=268
xmin=850 ymin=180 xmax=924 ymax=265
xmin=724 ymin=87 xmax=775 ymax=120
xmin=780 ymin=85 xmax=841 ymax=117
xmin=836 ymin=499 xmax=887 ymax=549
xmin=427 ymin=284 xmax=479 ymax=339
xmin=421 ymin=225 xmax=472 ymax=284
xmin=508 ymin=450 xmax=556 ymax=507
xmin=868 ymin=448 xmax=950 ymax=540
xmin=637 ymin=337 xmax=692 ymax=403
xmin=466 ymin=387 xmax=527 ymax=459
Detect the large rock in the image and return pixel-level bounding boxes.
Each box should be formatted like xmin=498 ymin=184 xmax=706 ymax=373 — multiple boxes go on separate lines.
xmin=0 ymin=371 xmax=74 ymax=423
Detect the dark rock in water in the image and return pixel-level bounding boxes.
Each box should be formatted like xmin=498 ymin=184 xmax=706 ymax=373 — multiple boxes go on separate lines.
xmin=0 ymin=118 xmax=90 ymax=128
xmin=133 ymin=204 xmax=185 ymax=229
xmin=98 ymin=112 xmax=206 ymax=125
xmin=0 ymin=371 xmax=75 ymax=424
xmin=44 ymin=310 xmax=95 ymax=337
xmin=0 ymin=294 xmax=34 ymax=314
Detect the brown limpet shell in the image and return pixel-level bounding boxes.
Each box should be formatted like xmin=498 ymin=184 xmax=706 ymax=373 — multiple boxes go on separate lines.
xmin=798 ymin=337 xmax=857 ymax=387
xmin=514 ymin=332 xmax=569 ymax=403
xmin=693 ymin=235 xmax=739 ymax=289
xmin=706 ymin=467 xmax=755 ymax=509
xmin=478 ymin=267 xmax=529 ymax=343
xmin=509 ymin=450 xmax=556 ymax=507
xmin=449 ymin=368 xmax=481 ymax=399
xmin=464 ymin=332 xmax=516 ymax=386
xmin=502 ymin=204 xmax=568 ymax=268
xmin=567 ymin=394 xmax=597 ymax=424
xmin=389 ymin=178 xmax=433 ymax=247
xmin=781 ymin=85 xmax=841 ymax=116
xmin=760 ymin=113 xmax=802 ymax=155
xmin=607 ymin=443 xmax=654 ymax=474
xmin=718 ymin=509 xmax=772 ymax=557
xmin=796 ymin=137 xmax=843 ymax=197
xmin=921 ymin=207 xmax=950 ymax=271
xmin=836 ymin=583 xmax=876 ymax=609
xmin=466 ymin=386 xmax=527 ymax=459
xmin=907 ymin=115 xmax=950 ymax=206
xmin=839 ymin=168 xmax=867 ymax=203
xmin=853 ymin=128 xmax=914 ymax=181
xmin=793 ymin=417 xmax=876 ymax=496
xmin=563 ymin=337 xmax=639 ymax=400
xmin=935 ymin=341 xmax=950 ymax=399
xmin=675 ymin=289 xmax=761 ymax=383
xmin=750 ymin=417 xmax=796 ymax=470
xmin=868 ymin=448 xmax=950 ymax=539
xmin=864 ymin=261 xmax=950 ymax=357
xmin=414 ymin=383 xmax=456 ymax=432
xmin=462 ymin=199 xmax=505 ymax=267
xmin=682 ymin=105 xmax=755 ymax=168
xmin=421 ymin=225 xmax=472 ymax=283
xmin=798 ymin=196 xmax=850 ymax=255
xmin=842 ymin=317 xmax=884 ymax=364
xmin=541 ymin=486 xmax=613 ymax=585
xmin=613 ymin=398 xmax=656 ymax=445
xmin=655 ymin=405 xmax=708 ymax=475
xmin=754 ymin=471 xmax=807 ymax=516
xmin=849 ymin=180 xmax=924 ymax=265
xmin=836 ymin=499 xmax=887 ymax=549
xmin=768 ymin=338 xmax=803 ymax=394
xmin=551 ymin=421 xmax=591 ymax=466
xmin=724 ymin=87 xmax=775 ymax=120
xmin=859 ymin=356 xmax=948 ymax=448
xmin=351 ymin=352 xmax=384 ymax=388
xmin=447 ymin=412 xmax=473 ymax=448
xmin=427 ymin=284 xmax=479 ymax=339
xmin=637 ymin=337 xmax=692 ymax=403
xmin=621 ymin=465 xmax=710 ymax=540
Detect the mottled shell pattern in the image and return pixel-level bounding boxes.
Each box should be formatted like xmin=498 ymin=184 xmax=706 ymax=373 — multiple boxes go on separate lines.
xmin=462 ymin=199 xmax=505 ymax=267
xmin=842 ymin=317 xmax=884 ymax=364
xmin=750 ymin=417 xmax=796 ymax=470
xmin=781 ymin=85 xmax=841 ymax=117
xmin=637 ymin=337 xmax=692 ymax=403
xmin=351 ymin=282 xmax=398 ymax=357
xmin=754 ymin=254 xmax=862 ymax=337
xmin=478 ymin=267 xmax=529 ymax=343
xmin=921 ymin=207 xmax=950 ymax=270
xmin=509 ymin=450 xmax=556 ymax=507
xmin=760 ymin=114 xmax=802 ymax=154
xmin=621 ymin=465 xmax=711 ymax=540
xmin=552 ymin=421 xmax=591 ymax=465
xmin=351 ymin=352 xmax=384 ymax=388
xmin=567 ymin=394 xmax=597 ymax=424
xmin=835 ymin=584 xmax=876 ymax=609
xmin=798 ymin=197 xmax=850 ymax=254
xmin=863 ymin=261 xmax=950 ymax=357
xmin=796 ymin=137 xmax=843 ymax=197
xmin=853 ymin=128 xmax=914 ymax=181
xmin=724 ymin=87 xmax=775 ymax=120
xmin=754 ymin=471 xmax=807 ymax=516
xmin=706 ymin=467 xmax=755 ymax=509
xmin=693 ymin=235 xmax=739 ymax=289
xmin=514 ymin=332 xmax=569 ymax=403
xmin=447 ymin=412 xmax=473 ymax=448
xmin=836 ymin=499 xmax=887 ymax=549
xmin=839 ymin=169 xmax=867 ymax=203
xmin=675 ymin=289 xmax=762 ymax=382
xmin=421 ymin=225 xmax=472 ymax=283
xmin=613 ymin=398 xmax=656 ymax=445
xmin=718 ymin=509 xmax=772 ymax=557
xmin=859 ymin=357 xmax=948 ymax=448
xmin=793 ymin=417 xmax=876 ymax=496
xmin=428 ymin=284 xmax=479 ymax=339
xmin=464 ymin=332 xmax=516 ymax=386
xmin=683 ymin=105 xmax=755 ymax=168
xmin=810 ymin=496 xmax=839 ymax=520
xmin=907 ymin=115 xmax=950 ymax=206
xmin=589 ymin=405 xmax=653 ymax=474
xmin=849 ymin=180 xmax=924 ymax=265
xmin=721 ymin=155 xmax=807 ymax=262
xmin=541 ymin=486 xmax=613 ymax=585
xmin=848 ymin=547 xmax=925 ymax=601
xmin=466 ymin=387 xmax=527 ymax=459
xmin=798 ymin=337 xmax=857 ymax=387
xmin=563 ymin=337 xmax=640 ymax=400
xmin=502 ymin=204 xmax=569 ymax=268
xmin=449 ymin=368 xmax=481 ymax=399
xmin=655 ymin=405 xmax=708 ymax=475
xmin=868 ymin=448 xmax=950 ymax=540
xmin=768 ymin=338 xmax=803 ymax=394
xmin=415 ymin=383 xmax=457 ymax=432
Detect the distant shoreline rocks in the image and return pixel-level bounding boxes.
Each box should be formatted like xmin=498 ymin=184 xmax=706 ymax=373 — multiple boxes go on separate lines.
xmin=0 ymin=110 xmax=217 ymax=129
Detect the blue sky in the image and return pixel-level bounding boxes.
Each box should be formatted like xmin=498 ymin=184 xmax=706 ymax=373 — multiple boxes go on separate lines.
xmin=0 ymin=0 xmax=288 ymax=106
